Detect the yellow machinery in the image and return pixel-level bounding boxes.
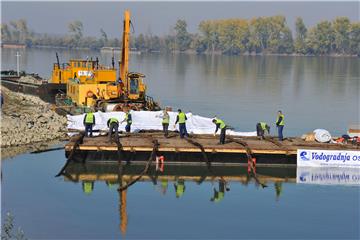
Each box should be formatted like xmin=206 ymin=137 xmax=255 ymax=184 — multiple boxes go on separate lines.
xmin=56 ymin=10 xmax=156 ymax=113
xmin=51 ymin=58 xmax=117 ymax=84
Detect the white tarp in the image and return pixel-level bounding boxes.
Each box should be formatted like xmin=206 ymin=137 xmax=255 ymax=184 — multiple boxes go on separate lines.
xmin=67 ymin=111 xmax=257 ymax=136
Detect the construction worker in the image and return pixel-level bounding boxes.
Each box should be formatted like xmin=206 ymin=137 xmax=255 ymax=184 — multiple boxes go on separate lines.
xmin=82 ymin=181 xmax=94 ymax=195
xmin=212 ymin=118 xmax=227 ymax=144
xmin=210 ymin=180 xmax=229 ymax=203
xmin=276 ymin=110 xmax=285 ymax=141
xmin=174 ymin=179 xmax=185 ymax=198
xmin=121 ymin=109 xmax=132 ymax=133
xmin=256 ymin=122 xmax=270 ymax=139
xmin=162 ymin=109 xmax=170 ymax=137
xmin=174 ymin=109 xmax=188 ymax=138
xmin=107 ymin=117 xmax=119 ymax=143
xmin=83 ymin=110 xmax=95 ymax=137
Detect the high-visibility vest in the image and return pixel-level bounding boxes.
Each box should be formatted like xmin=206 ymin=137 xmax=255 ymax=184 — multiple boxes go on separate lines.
xmin=260 ymin=122 xmax=267 ymax=130
xmin=162 ymin=113 xmax=170 ymax=124
xmin=85 ymin=112 xmax=94 ymax=124
xmin=216 ymin=119 xmax=226 ymax=129
xmin=109 ymin=117 xmax=119 ymax=125
xmin=215 ymin=191 xmax=224 ymax=202
xmin=176 ymin=183 xmax=185 ymax=197
xmin=126 ymin=113 xmax=132 ymax=124
xmin=83 ymin=182 xmax=93 ymax=194
xmin=276 ymin=114 xmax=285 ymax=126
xmin=178 ymin=112 xmax=186 ymax=124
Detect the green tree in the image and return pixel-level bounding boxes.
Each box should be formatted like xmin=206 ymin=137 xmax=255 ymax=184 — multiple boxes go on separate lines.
xmin=135 ymin=34 xmax=146 ymax=51
xmin=267 ymin=16 xmax=293 ymax=53
xmin=199 ymin=20 xmax=220 ymax=53
xmin=349 ymin=22 xmax=360 ymax=55
xmin=100 ymin=28 xmax=108 ymax=47
xmin=9 ymin=20 xmax=20 ymax=42
xmin=306 ymin=21 xmax=334 ymax=55
xmin=294 ymin=17 xmax=307 ymax=54
xmin=333 ymin=17 xmax=351 ymax=54
xmin=249 ymin=17 xmax=271 ymax=53
xmin=174 ymin=19 xmax=192 ymax=51
xmin=218 ymin=19 xmax=250 ymax=54
xmin=17 ymin=19 xmax=28 ymax=43
xmin=68 ymin=20 xmax=83 ymax=47
xmin=1 ymin=23 xmax=11 ymax=42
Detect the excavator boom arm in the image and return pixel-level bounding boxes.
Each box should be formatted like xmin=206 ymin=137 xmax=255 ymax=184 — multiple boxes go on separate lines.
xmin=120 ymin=10 xmax=130 ymax=92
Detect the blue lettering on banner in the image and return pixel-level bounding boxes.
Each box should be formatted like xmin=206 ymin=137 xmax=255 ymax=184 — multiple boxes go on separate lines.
xmin=297 ymin=149 xmax=360 ymax=167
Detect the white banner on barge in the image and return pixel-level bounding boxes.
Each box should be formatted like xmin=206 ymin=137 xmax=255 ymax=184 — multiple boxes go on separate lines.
xmin=297 ymin=149 xmax=360 ymax=168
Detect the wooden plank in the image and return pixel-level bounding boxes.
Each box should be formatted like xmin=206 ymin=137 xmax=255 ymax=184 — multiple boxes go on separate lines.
xmin=64 ymin=134 xmax=360 ymax=156
xmin=66 ymin=174 xmax=297 ymax=183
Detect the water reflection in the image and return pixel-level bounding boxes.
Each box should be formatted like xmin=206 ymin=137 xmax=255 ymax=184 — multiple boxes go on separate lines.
xmin=297 ymin=167 xmax=360 ymax=185
xmin=61 ymin=162 xmax=295 ymax=236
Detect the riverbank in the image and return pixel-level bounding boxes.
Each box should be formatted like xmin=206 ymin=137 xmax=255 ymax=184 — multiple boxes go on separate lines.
xmin=1 ymin=87 xmax=68 ymax=159
xmin=3 ymin=45 xmax=359 ymax=57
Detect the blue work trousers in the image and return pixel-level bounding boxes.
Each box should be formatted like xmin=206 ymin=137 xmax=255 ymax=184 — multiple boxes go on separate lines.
xmin=125 ymin=124 xmax=131 ymax=133
xmin=179 ymin=123 xmax=188 ymax=138
xmin=85 ymin=124 xmax=93 ymax=137
xmin=277 ymin=125 xmax=284 ymax=141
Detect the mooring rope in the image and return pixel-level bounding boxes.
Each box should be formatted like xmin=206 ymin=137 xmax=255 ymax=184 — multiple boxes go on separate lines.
xmin=185 ymin=137 xmax=228 ymax=184
xmin=184 ymin=137 xmax=211 ymax=168
xmin=55 ymin=133 xmax=85 ymax=177
xmin=118 ymin=139 xmax=159 ymax=192
xmin=227 ymin=136 xmax=267 ymax=188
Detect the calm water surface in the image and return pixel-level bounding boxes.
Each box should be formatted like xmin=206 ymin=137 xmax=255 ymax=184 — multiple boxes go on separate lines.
xmin=2 ymin=151 xmax=360 ymax=239
xmin=2 ymin=48 xmax=359 ymax=136
xmin=1 ymin=48 xmax=360 ymax=239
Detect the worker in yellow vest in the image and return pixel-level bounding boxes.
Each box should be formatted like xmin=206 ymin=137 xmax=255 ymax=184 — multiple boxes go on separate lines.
xmin=174 ymin=179 xmax=185 ymax=198
xmin=161 ymin=108 xmax=170 ymax=137
xmin=83 ymin=110 xmax=95 ymax=137
xmin=210 ymin=180 xmax=229 ymax=203
xmin=82 ymin=181 xmax=94 ymax=195
xmin=107 ymin=117 xmax=119 ymax=143
xmin=276 ymin=110 xmax=285 ymax=141
xmin=174 ymin=109 xmax=188 ymax=138
xmin=256 ymin=122 xmax=270 ymax=139
xmin=121 ymin=109 xmax=132 ymax=133
xmin=212 ymin=118 xmax=227 ymax=144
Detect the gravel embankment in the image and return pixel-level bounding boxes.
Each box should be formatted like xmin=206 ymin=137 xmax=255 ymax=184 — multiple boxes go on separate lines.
xmin=1 ymin=86 xmax=68 ymax=154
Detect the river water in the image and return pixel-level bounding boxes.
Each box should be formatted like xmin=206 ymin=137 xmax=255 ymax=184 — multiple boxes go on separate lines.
xmin=1 ymin=48 xmax=360 ymax=239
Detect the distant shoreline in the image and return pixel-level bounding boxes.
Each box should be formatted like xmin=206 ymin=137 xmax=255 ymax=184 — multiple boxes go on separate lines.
xmin=2 ymin=45 xmax=359 ymax=58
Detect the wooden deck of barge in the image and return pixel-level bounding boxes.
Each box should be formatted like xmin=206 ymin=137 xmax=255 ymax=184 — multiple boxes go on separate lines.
xmin=65 ymin=132 xmax=360 ymax=156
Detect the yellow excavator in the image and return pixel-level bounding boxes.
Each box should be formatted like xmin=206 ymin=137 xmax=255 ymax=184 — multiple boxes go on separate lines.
xmin=54 ymin=10 xmax=159 ymax=113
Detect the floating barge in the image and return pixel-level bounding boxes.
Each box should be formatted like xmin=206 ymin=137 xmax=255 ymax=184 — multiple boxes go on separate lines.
xmin=65 ymin=132 xmax=360 ymax=165
xmin=62 ymin=162 xmax=296 ymax=183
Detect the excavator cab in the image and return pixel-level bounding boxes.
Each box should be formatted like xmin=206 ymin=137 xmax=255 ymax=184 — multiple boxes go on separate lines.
xmin=127 ymin=72 xmax=146 ymax=99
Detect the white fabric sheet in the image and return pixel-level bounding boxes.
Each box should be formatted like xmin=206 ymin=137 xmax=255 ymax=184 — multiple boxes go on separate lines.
xmin=67 ymin=111 xmax=257 ymax=136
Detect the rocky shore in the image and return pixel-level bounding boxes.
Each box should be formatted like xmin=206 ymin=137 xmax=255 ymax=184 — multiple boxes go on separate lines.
xmin=1 ymin=87 xmax=68 ymax=158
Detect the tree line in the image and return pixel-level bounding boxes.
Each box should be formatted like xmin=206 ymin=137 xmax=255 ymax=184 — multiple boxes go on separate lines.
xmin=1 ymin=16 xmax=359 ymax=56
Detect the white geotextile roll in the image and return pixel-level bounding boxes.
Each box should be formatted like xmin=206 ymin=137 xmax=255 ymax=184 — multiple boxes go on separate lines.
xmin=67 ymin=111 xmax=257 ymax=137
xmin=313 ymin=129 xmax=332 ymax=143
